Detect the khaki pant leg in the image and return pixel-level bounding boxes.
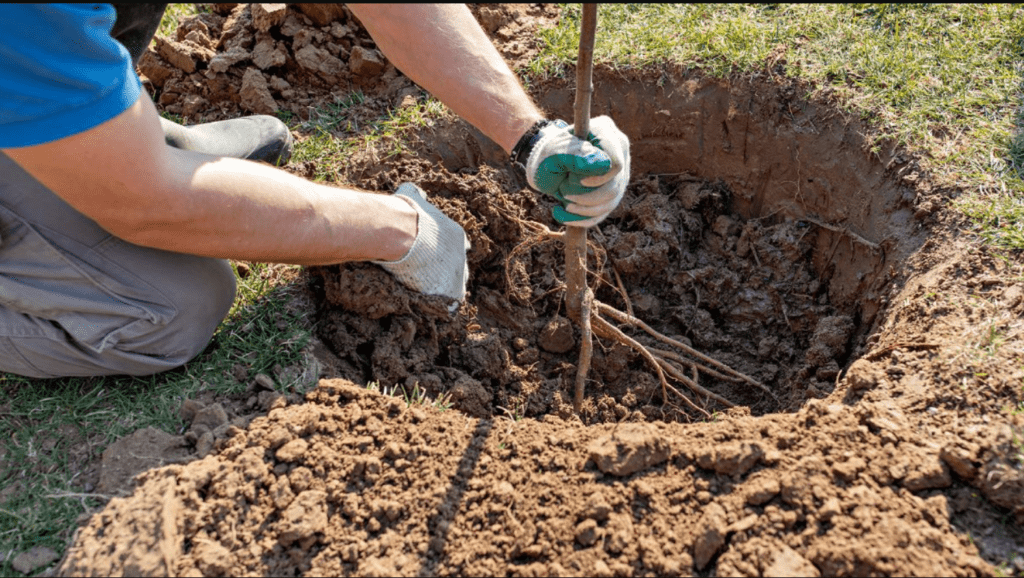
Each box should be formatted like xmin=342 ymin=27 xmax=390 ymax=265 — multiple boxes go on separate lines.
xmin=0 ymin=153 xmax=237 ymax=378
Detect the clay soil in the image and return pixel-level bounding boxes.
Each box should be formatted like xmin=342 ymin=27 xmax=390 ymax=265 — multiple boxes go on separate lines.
xmin=58 ymin=5 xmax=1024 ymax=577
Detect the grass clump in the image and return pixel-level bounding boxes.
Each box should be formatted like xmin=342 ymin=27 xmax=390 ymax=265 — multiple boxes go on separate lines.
xmin=366 ymin=380 xmax=454 ymax=412
xmin=290 ymin=90 xmax=449 ymax=183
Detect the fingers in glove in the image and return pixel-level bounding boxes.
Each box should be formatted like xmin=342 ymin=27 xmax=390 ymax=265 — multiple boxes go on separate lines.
xmin=376 ymin=183 xmax=470 ymax=308
xmin=552 ymin=205 xmax=607 ymax=228
xmin=559 ymin=179 xmax=620 ymax=207
xmin=563 ymin=193 xmax=622 ymax=218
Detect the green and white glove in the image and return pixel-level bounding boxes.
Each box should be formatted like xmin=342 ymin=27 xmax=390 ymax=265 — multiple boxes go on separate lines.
xmin=513 ymin=116 xmax=630 ymax=227
xmin=373 ymin=183 xmax=470 ymax=311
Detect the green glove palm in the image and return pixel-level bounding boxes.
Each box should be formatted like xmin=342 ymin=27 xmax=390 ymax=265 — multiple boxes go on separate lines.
xmin=522 ymin=116 xmax=630 ymax=227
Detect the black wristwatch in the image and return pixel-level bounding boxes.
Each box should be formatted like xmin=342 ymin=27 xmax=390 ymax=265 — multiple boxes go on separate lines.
xmin=509 ymin=119 xmax=563 ymax=167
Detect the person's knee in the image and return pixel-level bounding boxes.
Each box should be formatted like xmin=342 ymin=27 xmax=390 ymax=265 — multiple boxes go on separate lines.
xmin=144 ymin=258 xmax=237 ymax=368
xmin=0 ymin=258 xmax=237 ymax=378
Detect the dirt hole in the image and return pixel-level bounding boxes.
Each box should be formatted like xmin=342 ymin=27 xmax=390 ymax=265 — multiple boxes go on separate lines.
xmin=311 ymin=71 xmax=927 ymax=424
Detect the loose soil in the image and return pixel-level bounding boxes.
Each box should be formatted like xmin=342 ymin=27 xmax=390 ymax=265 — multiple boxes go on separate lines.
xmin=55 ymin=4 xmax=1024 ymax=577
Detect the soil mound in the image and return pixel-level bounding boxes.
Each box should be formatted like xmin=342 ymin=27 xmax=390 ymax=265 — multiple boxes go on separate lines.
xmin=138 ymin=3 xmax=555 ymax=123
xmin=60 ymin=379 xmax=993 ymax=577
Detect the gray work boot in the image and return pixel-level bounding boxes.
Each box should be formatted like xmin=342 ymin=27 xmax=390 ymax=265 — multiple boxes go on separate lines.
xmin=160 ymin=116 xmax=294 ymax=166
xmin=112 ymin=4 xmax=294 ymax=166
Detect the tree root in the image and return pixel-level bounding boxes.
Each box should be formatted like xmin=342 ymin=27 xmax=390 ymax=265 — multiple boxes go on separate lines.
xmin=502 ymin=218 xmax=772 ymax=417
xmin=586 ymin=298 xmax=775 ymax=417
xmin=596 ymin=303 xmax=777 ymax=402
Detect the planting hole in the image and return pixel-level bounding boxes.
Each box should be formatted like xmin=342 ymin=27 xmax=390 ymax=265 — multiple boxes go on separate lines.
xmin=312 ymin=71 xmax=927 ymax=422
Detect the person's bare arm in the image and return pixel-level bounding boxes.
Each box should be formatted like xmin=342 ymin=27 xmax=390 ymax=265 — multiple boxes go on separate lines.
xmin=2 ymin=94 xmax=417 ymax=265
xmin=347 ymin=3 xmax=544 ymax=154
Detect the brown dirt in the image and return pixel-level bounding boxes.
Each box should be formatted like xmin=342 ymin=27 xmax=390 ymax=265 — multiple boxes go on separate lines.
xmin=58 ymin=4 xmax=1024 ymax=577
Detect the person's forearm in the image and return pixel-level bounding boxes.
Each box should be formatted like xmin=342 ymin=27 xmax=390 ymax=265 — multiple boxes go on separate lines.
xmin=141 ymin=150 xmax=417 ymax=264
xmin=4 ymin=96 xmax=417 ymax=265
xmin=348 ymin=3 xmax=544 ymax=154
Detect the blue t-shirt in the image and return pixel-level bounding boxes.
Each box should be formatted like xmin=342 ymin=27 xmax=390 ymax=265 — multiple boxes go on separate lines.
xmin=0 ymin=4 xmax=141 ymax=148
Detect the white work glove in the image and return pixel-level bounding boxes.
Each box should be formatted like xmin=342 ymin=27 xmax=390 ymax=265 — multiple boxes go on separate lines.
xmin=372 ymin=183 xmax=470 ymax=310
xmin=515 ymin=116 xmax=631 ymax=227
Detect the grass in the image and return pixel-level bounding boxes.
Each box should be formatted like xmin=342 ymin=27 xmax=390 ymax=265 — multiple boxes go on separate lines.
xmin=532 ymin=4 xmax=1024 ymax=250
xmin=290 ymin=90 xmax=448 ymax=183
xmin=366 ymin=380 xmax=454 ymax=412
xmin=156 ymin=3 xmax=203 ymax=39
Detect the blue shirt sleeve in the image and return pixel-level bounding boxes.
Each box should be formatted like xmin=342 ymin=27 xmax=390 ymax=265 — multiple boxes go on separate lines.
xmin=0 ymin=4 xmax=141 ymax=148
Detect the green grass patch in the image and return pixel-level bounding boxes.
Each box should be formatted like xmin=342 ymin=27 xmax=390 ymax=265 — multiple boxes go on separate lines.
xmin=531 ymin=4 xmax=1024 ymax=250
xmin=156 ymin=3 xmax=202 ymax=40
xmin=290 ymin=90 xmax=449 ymax=183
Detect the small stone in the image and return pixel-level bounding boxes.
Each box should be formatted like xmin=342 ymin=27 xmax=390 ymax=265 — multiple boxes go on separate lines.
xmin=494 ymin=481 xmax=515 ymax=504
xmin=575 ymin=518 xmax=599 ymax=546
xmin=745 ymin=476 xmax=780 ymax=505
xmin=11 ymin=546 xmax=59 ymax=574
xmin=195 ymin=431 xmax=215 ymax=458
xmin=587 ymin=423 xmax=670 ymax=477
xmin=192 ymin=403 xmax=229 ymax=430
xmin=295 ymin=44 xmax=344 ymax=80
xmin=268 ymin=75 xmax=291 ymax=92
xmin=208 ymin=47 xmax=250 ymax=73
xmin=252 ymin=38 xmax=287 ymax=69
xmin=696 ymin=442 xmax=763 ymax=477
xmin=693 ymin=502 xmax=728 ymax=570
xmin=154 ymin=36 xmax=213 ymax=73
xmin=240 ymin=68 xmax=278 ymax=115
xmin=764 ymin=545 xmax=820 ymax=577
xmin=251 ymin=3 xmax=287 ymax=32
xmin=583 ymin=493 xmax=612 ymax=521
xmin=254 ymin=373 xmax=276 ymax=390
xmin=1002 ymin=284 xmax=1023 ymax=308
xmin=940 ymin=446 xmax=977 ymax=479
xmin=728 ymin=513 xmax=759 ymax=533
xmin=267 ymin=426 xmax=292 ymax=450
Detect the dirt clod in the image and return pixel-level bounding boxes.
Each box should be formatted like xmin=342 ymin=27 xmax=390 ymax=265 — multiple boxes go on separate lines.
xmin=349 ymin=45 xmax=386 ymax=77
xmin=239 ymin=68 xmax=277 ymax=114
xmin=96 ymin=427 xmax=189 ymax=494
xmin=11 ymin=546 xmax=59 ymax=575
xmin=586 ymin=423 xmax=670 ymax=477
xmin=538 ymin=316 xmax=575 ymax=354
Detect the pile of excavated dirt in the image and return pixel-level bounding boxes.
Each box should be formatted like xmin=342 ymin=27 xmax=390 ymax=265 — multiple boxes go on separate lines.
xmin=57 ymin=4 xmax=1024 ymax=577
xmin=138 ymin=3 xmax=555 ymax=123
